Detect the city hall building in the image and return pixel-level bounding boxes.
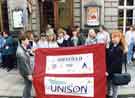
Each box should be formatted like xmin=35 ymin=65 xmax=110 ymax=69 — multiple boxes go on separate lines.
xmin=0 ymin=0 xmax=135 ymax=34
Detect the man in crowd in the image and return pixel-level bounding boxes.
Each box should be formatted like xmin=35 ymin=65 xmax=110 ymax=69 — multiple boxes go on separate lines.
xmin=16 ymin=33 xmax=33 ymax=98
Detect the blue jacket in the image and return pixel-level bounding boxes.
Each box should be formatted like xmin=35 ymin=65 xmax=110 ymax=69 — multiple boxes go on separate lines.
xmin=2 ymin=36 xmax=15 ymax=55
xmin=0 ymin=35 xmax=4 ymax=50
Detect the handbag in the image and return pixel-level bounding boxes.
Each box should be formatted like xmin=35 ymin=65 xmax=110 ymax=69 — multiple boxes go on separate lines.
xmin=112 ymin=60 xmax=131 ymax=85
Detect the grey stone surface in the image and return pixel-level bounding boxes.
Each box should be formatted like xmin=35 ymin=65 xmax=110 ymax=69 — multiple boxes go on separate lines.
xmin=0 ymin=64 xmax=135 ymax=97
xmin=118 ymin=64 xmax=135 ymax=95
xmin=0 ymin=69 xmax=35 ymax=97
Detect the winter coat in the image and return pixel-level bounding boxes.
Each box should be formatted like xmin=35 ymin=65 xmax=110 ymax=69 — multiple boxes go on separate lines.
xmin=106 ymin=43 xmax=124 ymax=79
xmin=16 ymin=44 xmax=33 ymax=78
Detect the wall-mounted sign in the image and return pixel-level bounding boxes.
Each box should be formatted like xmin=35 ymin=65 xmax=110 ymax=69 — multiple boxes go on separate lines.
xmin=12 ymin=10 xmax=24 ymax=28
xmin=86 ymin=7 xmax=100 ymax=26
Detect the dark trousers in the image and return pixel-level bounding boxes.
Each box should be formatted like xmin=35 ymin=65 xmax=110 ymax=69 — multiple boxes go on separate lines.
xmin=2 ymin=54 xmax=16 ymax=69
xmin=23 ymin=77 xmax=32 ymax=98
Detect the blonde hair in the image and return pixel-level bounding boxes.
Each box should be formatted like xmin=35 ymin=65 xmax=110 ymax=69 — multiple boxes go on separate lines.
xmin=111 ymin=30 xmax=128 ymax=53
xmin=57 ymin=28 xmax=65 ymax=34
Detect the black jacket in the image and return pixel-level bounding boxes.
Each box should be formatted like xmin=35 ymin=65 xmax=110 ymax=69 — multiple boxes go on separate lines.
xmin=106 ymin=43 xmax=124 ymax=79
xmin=57 ymin=39 xmax=71 ymax=47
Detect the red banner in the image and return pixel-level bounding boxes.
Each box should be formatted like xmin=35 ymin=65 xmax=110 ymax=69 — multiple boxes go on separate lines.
xmin=33 ymin=44 xmax=106 ymax=98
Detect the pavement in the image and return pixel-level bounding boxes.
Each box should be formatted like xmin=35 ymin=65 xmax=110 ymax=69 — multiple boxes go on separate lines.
xmin=0 ymin=64 xmax=135 ymax=98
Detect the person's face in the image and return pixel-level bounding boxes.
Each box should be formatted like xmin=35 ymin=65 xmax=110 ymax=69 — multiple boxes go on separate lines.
xmin=72 ymin=31 xmax=78 ymax=36
xmin=22 ymin=38 xmax=29 ymax=46
xmin=58 ymin=32 xmax=64 ymax=38
xmin=112 ymin=36 xmax=120 ymax=44
xmin=41 ymin=36 xmax=46 ymax=41
xmin=48 ymin=35 xmax=54 ymax=41
xmin=3 ymin=32 xmax=8 ymax=38
xmin=30 ymin=34 xmax=34 ymax=40
xmin=89 ymin=32 xmax=96 ymax=38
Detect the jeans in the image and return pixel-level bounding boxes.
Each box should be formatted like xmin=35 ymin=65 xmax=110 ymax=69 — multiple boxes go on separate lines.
xmin=23 ymin=77 xmax=32 ymax=98
xmin=127 ymin=43 xmax=134 ymax=64
xmin=107 ymin=80 xmax=118 ymax=98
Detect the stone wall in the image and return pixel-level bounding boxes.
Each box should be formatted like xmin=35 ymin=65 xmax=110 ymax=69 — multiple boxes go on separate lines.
xmin=81 ymin=0 xmax=104 ymax=29
xmin=104 ymin=0 xmax=118 ymax=32
xmin=31 ymin=0 xmax=40 ymax=35
xmin=7 ymin=0 xmax=28 ymax=32
xmin=73 ymin=0 xmax=81 ymax=26
xmin=7 ymin=0 xmax=40 ymax=35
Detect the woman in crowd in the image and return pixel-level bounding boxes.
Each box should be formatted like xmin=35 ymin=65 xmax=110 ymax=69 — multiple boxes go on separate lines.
xmin=97 ymin=25 xmax=110 ymax=48
xmin=125 ymin=26 xmax=135 ymax=64
xmin=57 ymin=28 xmax=70 ymax=47
xmin=37 ymin=33 xmax=48 ymax=48
xmin=106 ymin=30 xmax=127 ymax=98
xmin=46 ymin=29 xmax=59 ymax=48
xmin=1 ymin=31 xmax=16 ymax=71
xmin=70 ymin=29 xmax=84 ymax=46
xmin=32 ymin=34 xmax=39 ymax=49
xmin=85 ymin=29 xmax=97 ymax=45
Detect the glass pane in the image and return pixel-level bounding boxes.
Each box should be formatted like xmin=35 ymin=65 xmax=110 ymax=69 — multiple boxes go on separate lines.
xmin=119 ymin=0 xmax=134 ymax=6
xmin=119 ymin=9 xmax=124 ymax=17
xmin=119 ymin=0 xmax=124 ymax=5
xmin=118 ymin=9 xmax=124 ymax=31
xmin=126 ymin=19 xmax=132 ymax=26
xmin=127 ymin=10 xmax=133 ymax=17
xmin=127 ymin=0 xmax=134 ymax=5
xmin=126 ymin=10 xmax=133 ymax=26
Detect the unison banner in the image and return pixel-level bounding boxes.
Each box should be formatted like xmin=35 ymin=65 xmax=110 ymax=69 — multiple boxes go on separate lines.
xmin=33 ymin=44 xmax=106 ymax=98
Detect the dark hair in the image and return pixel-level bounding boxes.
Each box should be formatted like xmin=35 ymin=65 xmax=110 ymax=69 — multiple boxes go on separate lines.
xmin=71 ymin=28 xmax=80 ymax=37
xmin=74 ymin=25 xmax=80 ymax=29
xmin=40 ymin=33 xmax=46 ymax=37
xmin=19 ymin=34 xmax=29 ymax=44
xmin=2 ymin=31 xmax=10 ymax=35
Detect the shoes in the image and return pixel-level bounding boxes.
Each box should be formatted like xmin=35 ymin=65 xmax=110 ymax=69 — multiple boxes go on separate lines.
xmin=107 ymin=95 xmax=112 ymax=98
xmin=106 ymin=95 xmax=113 ymax=98
xmin=7 ymin=68 xmax=13 ymax=72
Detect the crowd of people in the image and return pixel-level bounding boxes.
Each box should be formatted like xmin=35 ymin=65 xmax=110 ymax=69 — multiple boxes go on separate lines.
xmin=0 ymin=31 xmax=17 ymax=71
xmin=0 ymin=25 xmax=135 ymax=98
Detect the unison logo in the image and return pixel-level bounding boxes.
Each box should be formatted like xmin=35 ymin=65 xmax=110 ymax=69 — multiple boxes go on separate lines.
xmin=49 ymin=85 xmax=88 ymax=94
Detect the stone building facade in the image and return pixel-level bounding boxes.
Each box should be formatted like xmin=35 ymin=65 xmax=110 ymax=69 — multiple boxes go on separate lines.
xmin=7 ymin=0 xmax=40 ymax=35
xmin=73 ymin=0 xmax=119 ymax=32
xmin=1 ymin=0 xmax=134 ymax=34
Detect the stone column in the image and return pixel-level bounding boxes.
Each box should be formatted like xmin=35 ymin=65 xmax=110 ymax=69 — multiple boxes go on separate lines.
xmin=31 ymin=0 xmax=40 ymax=35
xmin=0 ymin=0 xmax=3 ymax=31
xmin=104 ymin=0 xmax=118 ymax=32
xmin=73 ymin=0 xmax=81 ymax=26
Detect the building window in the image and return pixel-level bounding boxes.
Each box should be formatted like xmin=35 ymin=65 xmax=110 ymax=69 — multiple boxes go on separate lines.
xmin=118 ymin=0 xmax=134 ymax=32
xmin=119 ymin=0 xmax=134 ymax=6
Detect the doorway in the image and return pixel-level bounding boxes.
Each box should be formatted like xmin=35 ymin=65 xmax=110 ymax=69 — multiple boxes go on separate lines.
xmin=39 ymin=0 xmax=73 ymax=33
xmin=39 ymin=0 xmax=54 ymax=33
xmin=57 ymin=0 xmax=73 ymax=29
